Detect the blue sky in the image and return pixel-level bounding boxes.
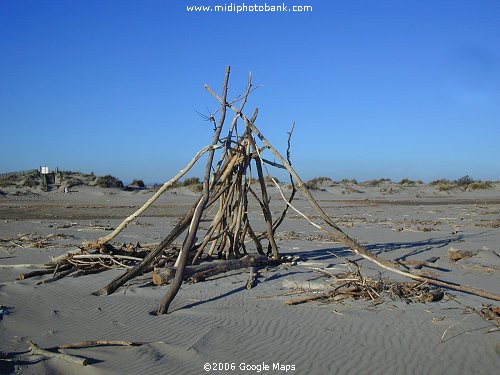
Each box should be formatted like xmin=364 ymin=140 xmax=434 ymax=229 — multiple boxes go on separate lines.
xmin=1 ymin=1 xmax=499 ymax=183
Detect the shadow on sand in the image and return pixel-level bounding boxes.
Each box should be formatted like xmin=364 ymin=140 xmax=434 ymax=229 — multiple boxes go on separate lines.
xmin=284 ymin=231 xmax=493 ymax=262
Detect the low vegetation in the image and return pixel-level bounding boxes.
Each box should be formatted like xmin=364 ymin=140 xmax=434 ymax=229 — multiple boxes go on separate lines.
xmin=181 ymin=177 xmax=203 ymax=192
xmin=148 ymin=178 xmax=201 ymax=192
xmin=467 ymin=181 xmax=494 ymax=190
xmin=0 ymin=171 xmax=38 ymax=187
xmin=128 ymin=179 xmax=146 ymax=188
xmin=0 ymin=170 xmax=126 ymax=192
xmin=0 ymin=173 xmax=18 ymax=187
xmin=361 ymin=178 xmax=391 ymax=187
xmin=429 ymin=178 xmax=450 ymax=186
xmin=182 ymin=177 xmax=201 ymax=186
xmin=397 ymin=178 xmax=415 ymax=186
xmin=341 ymin=178 xmax=358 ymax=185
xmin=22 ymin=177 xmax=39 ymax=188
xmin=456 ymin=175 xmax=475 ymax=187
xmin=306 ymin=176 xmax=332 ymax=190
xmin=94 ymin=175 xmax=124 ymax=188
xmin=1 ymin=169 xmax=495 ymax=196
xmin=436 ymin=183 xmax=456 ymax=192
xmin=430 ymin=175 xmax=494 ymax=191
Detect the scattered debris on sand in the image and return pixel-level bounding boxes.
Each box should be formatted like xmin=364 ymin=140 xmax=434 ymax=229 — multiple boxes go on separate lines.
xmin=0 ymin=233 xmax=76 ymax=250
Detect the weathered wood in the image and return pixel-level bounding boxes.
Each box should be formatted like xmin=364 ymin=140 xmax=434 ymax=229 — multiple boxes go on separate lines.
xmin=58 ymin=340 xmax=143 ymax=349
xmin=189 ymin=255 xmax=284 ymax=283
xmin=36 ymin=268 xmax=76 ymax=285
xmin=18 ymin=264 xmax=71 ymax=280
xmin=152 ymin=267 xmax=175 ymax=286
xmin=71 ymin=254 xmax=143 ymax=262
xmin=229 ymin=159 xmax=248 ymax=258
xmin=192 ymin=170 xmax=240 ymax=263
xmin=248 ymin=137 xmax=280 ymax=259
xmin=28 ymin=340 xmax=88 ymax=366
xmin=157 ymin=66 xmax=231 ymax=315
xmin=271 ymin=122 xmax=297 ymax=233
xmin=153 ymin=262 xmax=222 ymax=285
xmin=282 ymin=279 xmax=329 ymax=291
xmin=246 ymin=221 xmax=265 ymax=256
xmin=93 ymin=199 xmax=200 ymax=296
xmin=153 ymin=255 xmax=285 ymax=285
xmin=94 ymin=143 xmax=221 ymax=246
xmin=246 ymin=266 xmax=258 ymax=289
xmin=50 ymin=250 xmax=82 ymax=265
xmin=284 ymin=287 xmax=360 ymax=305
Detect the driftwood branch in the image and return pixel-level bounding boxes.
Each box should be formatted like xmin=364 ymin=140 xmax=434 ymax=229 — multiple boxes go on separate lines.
xmin=94 ymin=144 xmax=221 ymax=246
xmin=28 ymin=340 xmax=88 ymax=366
xmin=153 ymin=255 xmax=283 ymax=285
xmin=189 ymin=255 xmax=284 ymax=283
xmin=157 ymin=66 xmax=232 ymax=315
xmin=93 ymin=198 xmax=202 ymax=296
xmin=18 ymin=264 xmax=71 ymax=280
xmin=283 ymin=287 xmax=360 ymax=305
xmin=36 ymin=268 xmax=76 ymax=285
xmin=58 ymin=340 xmax=143 ymax=349
xmin=246 ymin=266 xmax=259 ymax=289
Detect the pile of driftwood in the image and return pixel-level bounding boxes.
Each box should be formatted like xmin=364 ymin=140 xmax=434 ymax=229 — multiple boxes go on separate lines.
xmin=16 ymin=242 xmax=169 ymax=284
xmin=283 ymin=261 xmax=445 ymax=306
xmin=24 ymin=67 xmax=500 ymax=314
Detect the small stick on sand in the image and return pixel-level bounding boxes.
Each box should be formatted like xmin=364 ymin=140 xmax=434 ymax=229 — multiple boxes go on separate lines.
xmin=284 ymin=287 xmax=360 ymax=305
xmin=440 ymin=314 xmax=473 ymax=343
xmin=58 ymin=340 xmax=143 ymax=349
xmin=28 ymin=340 xmax=89 ymax=366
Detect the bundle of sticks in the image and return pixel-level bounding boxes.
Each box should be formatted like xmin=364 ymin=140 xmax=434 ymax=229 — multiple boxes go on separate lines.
xmin=16 ymin=242 xmax=177 ymax=284
xmin=283 ymin=263 xmax=445 ymax=306
xmin=27 ymin=67 xmax=500 ymax=314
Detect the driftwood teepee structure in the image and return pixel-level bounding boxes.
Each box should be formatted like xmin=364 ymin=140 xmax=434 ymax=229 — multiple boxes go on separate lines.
xmin=22 ymin=67 xmax=499 ymax=313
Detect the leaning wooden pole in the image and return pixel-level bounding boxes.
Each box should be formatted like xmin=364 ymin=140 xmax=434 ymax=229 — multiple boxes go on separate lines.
xmin=248 ymin=136 xmax=280 ymax=259
xmin=93 ymin=144 xmax=220 ymax=247
xmin=157 ymin=66 xmax=231 ymax=315
xmin=93 ymin=198 xmax=201 ymax=296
